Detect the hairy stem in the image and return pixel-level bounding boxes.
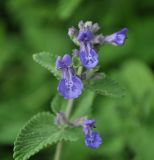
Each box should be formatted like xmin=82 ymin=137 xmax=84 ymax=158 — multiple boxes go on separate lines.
xmin=54 ymin=66 xmax=83 ymax=160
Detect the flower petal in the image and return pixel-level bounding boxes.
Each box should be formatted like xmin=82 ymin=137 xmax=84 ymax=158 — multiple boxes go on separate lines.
xmin=80 ymin=47 xmax=98 ymax=69
xmin=56 ymin=56 xmax=63 ymax=69
xmin=56 ymin=54 xmax=72 ymax=69
xmin=77 ymin=31 xmax=93 ymax=42
xmin=62 ymin=54 xmax=72 ymax=67
xmin=105 ymin=28 xmax=128 ymax=46
xmin=85 ymin=131 xmax=102 ymax=149
xmin=83 ymin=120 xmax=96 ymax=135
xmin=57 ymin=76 xmax=83 ymax=99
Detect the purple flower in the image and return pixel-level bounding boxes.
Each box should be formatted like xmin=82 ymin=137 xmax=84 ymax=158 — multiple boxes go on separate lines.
xmin=56 ymin=54 xmax=83 ymax=99
xmin=77 ymin=31 xmax=94 ymax=42
xmin=80 ymin=43 xmax=98 ymax=69
xmin=83 ymin=119 xmax=102 ymax=149
xmin=77 ymin=31 xmax=98 ymax=69
xmin=83 ymin=119 xmax=96 ymax=135
xmin=104 ymin=28 xmax=128 ymax=46
xmin=85 ymin=131 xmax=102 ymax=149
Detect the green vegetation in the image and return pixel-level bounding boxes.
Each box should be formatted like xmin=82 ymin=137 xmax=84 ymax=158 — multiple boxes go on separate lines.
xmin=0 ymin=0 xmax=154 ymax=159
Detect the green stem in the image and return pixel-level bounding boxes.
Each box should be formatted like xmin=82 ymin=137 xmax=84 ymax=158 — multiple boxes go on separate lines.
xmin=54 ymin=142 xmax=63 ymax=160
xmin=54 ymin=66 xmax=83 ymax=160
xmin=66 ymin=99 xmax=74 ymax=118
xmin=77 ymin=66 xmax=83 ymax=76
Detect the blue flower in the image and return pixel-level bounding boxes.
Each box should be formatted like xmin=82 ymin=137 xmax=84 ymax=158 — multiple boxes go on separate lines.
xmin=83 ymin=119 xmax=96 ymax=135
xmin=77 ymin=31 xmax=98 ymax=69
xmin=85 ymin=131 xmax=102 ymax=149
xmin=104 ymin=28 xmax=128 ymax=46
xmin=56 ymin=54 xmax=83 ymax=99
xmin=83 ymin=119 xmax=102 ymax=149
xmin=77 ymin=31 xmax=93 ymax=42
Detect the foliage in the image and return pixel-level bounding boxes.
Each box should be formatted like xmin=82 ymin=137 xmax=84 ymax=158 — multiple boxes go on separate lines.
xmin=33 ymin=52 xmax=61 ymax=79
xmin=13 ymin=47 xmax=124 ymax=159
xmin=0 ymin=0 xmax=154 ymax=160
xmin=86 ymin=73 xmax=125 ymax=98
xmin=13 ymin=112 xmax=79 ymax=160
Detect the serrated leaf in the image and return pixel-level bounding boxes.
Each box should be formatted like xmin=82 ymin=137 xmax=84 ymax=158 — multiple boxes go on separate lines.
xmin=33 ymin=52 xmax=60 ymax=79
xmin=86 ymin=73 xmax=125 ymax=98
xmin=13 ymin=112 xmax=79 ymax=160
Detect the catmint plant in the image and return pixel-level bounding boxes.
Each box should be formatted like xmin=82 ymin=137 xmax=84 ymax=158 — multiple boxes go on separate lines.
xmin=13 ymin=21 xmax=128 ymax=160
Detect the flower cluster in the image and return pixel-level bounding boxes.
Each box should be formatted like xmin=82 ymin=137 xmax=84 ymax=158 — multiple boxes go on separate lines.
xmin=56 ymin=21 xmax=128 ymax=100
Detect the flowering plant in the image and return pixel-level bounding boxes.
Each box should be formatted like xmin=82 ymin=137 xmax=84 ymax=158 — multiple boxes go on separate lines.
xmin=13 ymin=21 xmax=128 ymax=160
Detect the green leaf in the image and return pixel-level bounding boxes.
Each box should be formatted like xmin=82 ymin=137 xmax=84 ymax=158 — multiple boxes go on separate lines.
xmin=13 ymin=112 xmax=79 ymax=160
xmin=51 ymin=94 xmax=67 ymax=114
xmin=86 ymin=73 xmax=125 ymax=98
xmin=33 ymin=52 xmax=60 ymax=79
xmin=71 ymin=91 xmax=95 ymax=119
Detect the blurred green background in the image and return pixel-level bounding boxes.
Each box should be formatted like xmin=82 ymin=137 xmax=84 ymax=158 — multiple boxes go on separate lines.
xmin=0 ymin=0 xmax=154 ymax=159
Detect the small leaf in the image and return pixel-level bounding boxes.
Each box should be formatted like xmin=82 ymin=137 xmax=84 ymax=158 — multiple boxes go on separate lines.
xmin=86 ymin=73 xmax=125 ymax=98
xmin=33 ymin=52 xmax=60 ymax=79
xmin=13 ymin=112 xmax=79 ymax=160
xmin=71 ymin=91 xmax=95 ymax=119
xmin=51 ymin=94 xmax=67 ymax=114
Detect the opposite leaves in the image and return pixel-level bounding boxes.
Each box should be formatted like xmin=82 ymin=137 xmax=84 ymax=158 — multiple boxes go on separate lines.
xmin=33 ymin=52 xmax=60 ymax=79
xmin=86 ymin=73 xmax=125 ymax=98
xmin=13 ymin=112 xmax=79 ymax=160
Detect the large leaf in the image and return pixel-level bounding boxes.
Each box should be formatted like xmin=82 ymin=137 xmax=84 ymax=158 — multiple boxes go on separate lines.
xmin=33 ymin=52 xmax=60 ymax=79
xmin=13 ymin=112 xmax=79 ymax=160
xmin=86 ymin=73 xmax=125 ymax=98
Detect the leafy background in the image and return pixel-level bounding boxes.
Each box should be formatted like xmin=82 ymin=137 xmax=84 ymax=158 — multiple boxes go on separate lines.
xmin=0 ymin=0 xmax=154 ymax=159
